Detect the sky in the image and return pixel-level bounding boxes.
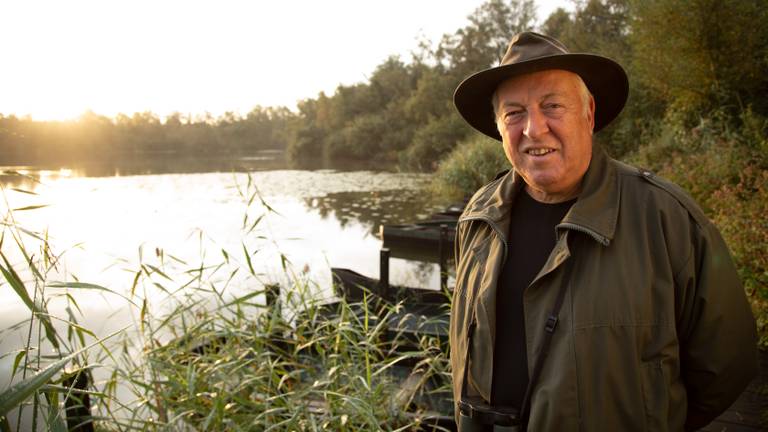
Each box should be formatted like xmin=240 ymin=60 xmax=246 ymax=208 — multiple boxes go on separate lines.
xmin=0 ymin=0 xmax=573 ymax=121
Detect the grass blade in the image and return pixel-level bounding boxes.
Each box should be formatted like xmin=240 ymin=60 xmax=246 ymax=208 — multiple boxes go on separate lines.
xmin=242 ymin=243 xmax=256 ymax=276
xmin=11 ymin=205 xmax=49 ymax=212
xmin=0 ymin=253 xmax=60 ymax=349
xmin=0 ymin=326 xmax=126 ymax=417
xmin=9 ymin=188 xmax=37 ymax=196
xmin=47 ymin=281 xmax=140 ymax=308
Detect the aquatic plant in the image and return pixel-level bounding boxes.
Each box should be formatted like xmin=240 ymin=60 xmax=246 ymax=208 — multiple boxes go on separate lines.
xmin=0 ymin=171 xmax=452 ymax=431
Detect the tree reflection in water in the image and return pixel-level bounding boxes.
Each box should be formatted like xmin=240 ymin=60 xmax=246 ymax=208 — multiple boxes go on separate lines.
xmin=305 ymin=188 xmax=454 ymax=289
xmin=304 ymin=188 xmax=448 ymax=236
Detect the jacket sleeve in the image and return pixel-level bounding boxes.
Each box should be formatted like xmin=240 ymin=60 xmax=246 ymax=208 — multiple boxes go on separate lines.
xmin=675 ymin=219 xmax=758 ymax=431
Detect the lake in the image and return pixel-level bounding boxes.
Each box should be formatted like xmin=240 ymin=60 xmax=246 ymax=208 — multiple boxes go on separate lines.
xmin=0 ymin=150 xmax=454 ymax=390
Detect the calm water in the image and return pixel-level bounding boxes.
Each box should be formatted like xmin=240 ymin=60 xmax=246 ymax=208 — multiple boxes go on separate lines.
xmin=0 ymin=151 xmax=452 ymax=389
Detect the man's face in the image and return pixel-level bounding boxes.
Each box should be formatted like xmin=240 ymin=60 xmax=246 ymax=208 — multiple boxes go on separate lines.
xmin=495 ymin=69 xmax=595 ymax=203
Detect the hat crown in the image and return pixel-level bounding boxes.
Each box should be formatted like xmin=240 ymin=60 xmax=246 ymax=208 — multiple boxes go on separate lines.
xmin=501 ymin=32 xmax=570 ymax=66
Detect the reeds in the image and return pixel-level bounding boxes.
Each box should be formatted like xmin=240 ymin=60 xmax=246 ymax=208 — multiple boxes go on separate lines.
xmin=0 ymin=172 xmax=452 ymax=431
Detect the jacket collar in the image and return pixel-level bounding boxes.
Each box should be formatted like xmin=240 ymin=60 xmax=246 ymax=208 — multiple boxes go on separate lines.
xmin=460 ymin=144 xmax=620 ymax=246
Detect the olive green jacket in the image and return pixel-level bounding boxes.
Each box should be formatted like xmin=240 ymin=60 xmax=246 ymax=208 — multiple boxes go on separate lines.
xmin=450 ymin=145 xmax=758 ymax=431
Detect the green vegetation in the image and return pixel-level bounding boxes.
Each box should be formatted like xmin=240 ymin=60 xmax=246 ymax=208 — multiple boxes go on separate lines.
xmin=0 ymin=107 xmax=294 ymax=165
xmin=627 ymin=109 xmax=768 ymax=346
xmin=431 ymin=134 xmax=508 ymax=200
xmin=0 ymin=174 xmax=451 ymax=431
xmin=431 ymin=0 xmax=768 ymax=345
xmin=1 ymin=0 xmax=766 ymax=428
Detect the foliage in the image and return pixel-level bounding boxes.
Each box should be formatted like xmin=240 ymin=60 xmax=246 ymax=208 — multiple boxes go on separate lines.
xmin=630 ymin=0 xmax=768 ymax=125
xmin=431 ymin=134 xmax=508 ymax=200
xmin=711 ymin=168 xmax=768 ymax=347
xmin=145 ymin=283 xmax=451 ymax=431
xmin=0 ymin=173 xmax=452 ymax=431
xmin=627 ymin=110 xmax=768 ymax=347
xmin=0 ymin=107 xmax=295 ymax=165
xmin=285 ymin=0 xmax=536 ymax=169
xmin=402 ymin=114 xmax=471 ymax=171
xmin=0 ymin=177 xmax=136 ymax=431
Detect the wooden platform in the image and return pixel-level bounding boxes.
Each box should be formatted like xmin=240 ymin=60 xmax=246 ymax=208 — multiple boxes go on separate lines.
xmin=702 ymin=349 xmax=768 ymax=431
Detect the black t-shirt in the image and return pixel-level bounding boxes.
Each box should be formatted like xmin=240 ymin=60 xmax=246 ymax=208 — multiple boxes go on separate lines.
xmin=491 ymin=189 xmax=575 ymax=408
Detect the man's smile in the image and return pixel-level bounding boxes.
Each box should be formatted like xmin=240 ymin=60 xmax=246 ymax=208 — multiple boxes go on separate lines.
xmin=525 ymin=147 xmax=556 ymax=156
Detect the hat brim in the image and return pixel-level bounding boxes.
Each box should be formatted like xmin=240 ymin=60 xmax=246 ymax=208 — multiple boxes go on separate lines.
xmin=453 ymin=53 xmax=629 ymax=141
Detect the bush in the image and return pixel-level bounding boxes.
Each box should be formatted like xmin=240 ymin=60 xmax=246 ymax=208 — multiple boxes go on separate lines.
xmin=431 ymin=133 xmax=508 ymax=200
xmin=711 ymin=168 xmax=768 ymax=346
xmin=628 ymin=111 xmax=768 ymax=346
xmin=401 ymin=114 xmax=471 ymax=171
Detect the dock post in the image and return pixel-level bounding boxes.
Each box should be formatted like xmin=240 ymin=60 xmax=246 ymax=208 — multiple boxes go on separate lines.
xmin=63 ymin=368 xmax=94 ymax=432
xmin=379 ymin=248 xmax=390 ymax=297
xmin=439 ymin=224 xmax=448 ymax=290
xmin=265 ymin=283 xmax=280 ymax=310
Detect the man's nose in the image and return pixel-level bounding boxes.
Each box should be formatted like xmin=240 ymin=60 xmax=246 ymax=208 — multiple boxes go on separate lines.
xmin=523 ymin=109 xmax=549 ymax=140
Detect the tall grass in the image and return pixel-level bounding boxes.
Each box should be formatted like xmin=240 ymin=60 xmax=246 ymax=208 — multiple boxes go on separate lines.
xmin=0 ymin=171 xmax=452 ymax=431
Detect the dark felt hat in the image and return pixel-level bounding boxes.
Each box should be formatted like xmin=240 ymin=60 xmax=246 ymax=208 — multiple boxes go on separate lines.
xmin=453 ymin=31 xmax=629 ymax=141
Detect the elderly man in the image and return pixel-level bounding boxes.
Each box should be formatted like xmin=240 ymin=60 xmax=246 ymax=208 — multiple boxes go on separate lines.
xmin=449 ymin=32 xmax=757 ymax=431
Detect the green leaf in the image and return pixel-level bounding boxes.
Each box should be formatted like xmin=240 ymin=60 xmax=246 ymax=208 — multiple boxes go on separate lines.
xmin=0 ymin=326 xmax=126 ymax=417
xmin=64 ymin=293 xmax=84 ymax=316
xmin=130 ymin=270 xmax=141 ymax=298
xmin=11 ymin=350 xmax=28 ymax=381
xmin=140 ymin=299 xmax=147 ymax=333
xmin=43 ymin=390 xmax=67 ymax=432
xmin=10 ymin=188 xmax=37 ymax=196
xmin=144 ymin=264 xmax=173 ymax=281
xmin=280 ymin=254 xmax=290 ymax=271
xmin=0 ymin=253 xmax=59 ymax=349
xmin=242 ymin=243 xmax=255 ymax=276
xmin=246 ymin=214 xmax=265 ymax=234
xmin=218 ymin=289 xmax=268 ymax=310
xmin=167 ymin=253 xmax=187 ymax=266
xmin=47 ymin=281 xmax=139 ymax=308
xmin=11 ymin=205 xmax=49 ymax=212
xmin=16 ymin=226 xmax=47 ymax=242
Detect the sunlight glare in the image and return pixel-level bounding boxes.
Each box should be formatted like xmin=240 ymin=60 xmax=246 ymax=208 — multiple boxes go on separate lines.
xmin=1 ymin=0 xmax=572 ymax=121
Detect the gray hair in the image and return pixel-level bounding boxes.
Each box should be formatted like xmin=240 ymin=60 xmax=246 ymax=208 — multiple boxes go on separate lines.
xmin=492 ymin=75 xmax=593 ymax=120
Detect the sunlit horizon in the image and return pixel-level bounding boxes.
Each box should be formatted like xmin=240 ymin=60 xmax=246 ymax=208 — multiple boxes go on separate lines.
xmin=1 ymin=0 xmax=572 ymax=122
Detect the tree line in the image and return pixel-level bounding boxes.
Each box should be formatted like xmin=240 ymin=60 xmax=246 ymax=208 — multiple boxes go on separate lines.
xmin=1 ymin=0 xmax=766 ymax=171
xmin=0 ymin=107 xmax=294 ymax=165
xmin=0 ymin=0 xmax=766 ymax=342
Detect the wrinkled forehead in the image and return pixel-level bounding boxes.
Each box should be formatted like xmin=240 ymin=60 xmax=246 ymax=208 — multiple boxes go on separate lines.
xmin=495 ymin=69 xmax=585 ymax=102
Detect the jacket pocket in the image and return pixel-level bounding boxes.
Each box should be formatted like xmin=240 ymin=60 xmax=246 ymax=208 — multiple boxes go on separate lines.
xmin=640 ymin=360 xmax=670 ymax=432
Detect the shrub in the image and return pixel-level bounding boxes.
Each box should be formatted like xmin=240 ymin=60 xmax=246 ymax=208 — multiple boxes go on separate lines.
xmin=629 ymin=111 xmax=768 ymax=346
xmin=711 ymin=168 xmax=768 ymax=346
xmin=402 ymin=114 xmax=471 ymax=171
xmin=431 ymin=133 xmax=508 ymax=200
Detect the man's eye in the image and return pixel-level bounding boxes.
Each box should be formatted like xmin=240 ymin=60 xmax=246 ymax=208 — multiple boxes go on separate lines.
xmin=544 ymin=103 xmax=564 ymax=110
xmin=504 ymin=110 xmax=524 ymax=118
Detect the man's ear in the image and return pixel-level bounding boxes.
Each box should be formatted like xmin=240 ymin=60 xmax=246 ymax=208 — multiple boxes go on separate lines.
xmin=587 ymin=94 xmax=596 ymax=134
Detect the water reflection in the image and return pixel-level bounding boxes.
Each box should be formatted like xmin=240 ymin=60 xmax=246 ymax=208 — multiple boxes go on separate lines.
xmin=1 ymin=151 xmax=462 ymax=432
xmin=0 ymin=154 xmax=452 ymax=306
xmin=0 ymin=150 xmax=396 ymax=190
xmin=305 ymin=189 xmax=447 ymax=236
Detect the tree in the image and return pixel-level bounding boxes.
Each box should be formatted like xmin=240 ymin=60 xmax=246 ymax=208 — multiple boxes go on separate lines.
xmin=630 ymin=0 xmax=768 ymax=123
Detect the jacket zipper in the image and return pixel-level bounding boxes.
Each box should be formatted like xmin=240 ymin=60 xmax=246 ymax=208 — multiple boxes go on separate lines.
xmin=557 ymin=222 xmax=610 ymax=246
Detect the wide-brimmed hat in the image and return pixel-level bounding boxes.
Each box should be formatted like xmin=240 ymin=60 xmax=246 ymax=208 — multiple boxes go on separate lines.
xmin=453 ymin=31 xmax=628 ymax=141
